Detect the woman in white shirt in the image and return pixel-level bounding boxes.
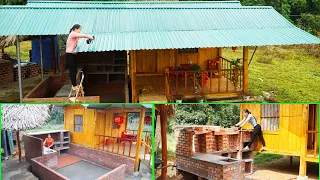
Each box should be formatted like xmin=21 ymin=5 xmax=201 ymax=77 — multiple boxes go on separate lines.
xmin=236 ymin=109 xmax=267 ymax=151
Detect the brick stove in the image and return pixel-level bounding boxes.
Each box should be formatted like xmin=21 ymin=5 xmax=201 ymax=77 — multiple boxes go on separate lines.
xmin=175 ymin=126 xmax=255 ymax=180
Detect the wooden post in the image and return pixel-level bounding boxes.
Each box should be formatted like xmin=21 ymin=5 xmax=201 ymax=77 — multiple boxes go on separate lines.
xmin=243 ymin=46 xmax=249 ymax=93
xmin=160 ymin=105 xmax=167 ymax=180
xmin=218 ymin=48 xmax=222 ymax=92
xmin=51 ymin=36 xmax=56 ymax=74
xmin=290 ymin=156 xmax=293 ymax=165
xmin=130 ymin=51 xmax=137 ymax=102
xmin=298 ymin=105 xmax=308 ymax=178
xmin=134 ymin=106 xmax=146 ymax=172
xmin=16 ymin=130 xmax=21 ymax=161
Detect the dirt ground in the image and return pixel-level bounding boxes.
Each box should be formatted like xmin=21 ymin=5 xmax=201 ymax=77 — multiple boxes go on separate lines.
xmin=158 ymin=156 xmax=318 ymax=180
xmin=246 ymin=156 xmax=318 ymax=180
xmin=0 ymin=75 xmax=47 ymax=102
xmin=2 ymin=156 xmax=38 ymax=180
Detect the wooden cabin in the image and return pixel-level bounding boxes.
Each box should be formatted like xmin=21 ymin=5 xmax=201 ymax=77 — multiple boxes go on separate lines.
xmin=3 ymin=1 xmax=318 ymax=103
xmin=63 ymin=104 xmax=153 ymax=172
xmin=240 ymin=104 xmax=318 ymax=179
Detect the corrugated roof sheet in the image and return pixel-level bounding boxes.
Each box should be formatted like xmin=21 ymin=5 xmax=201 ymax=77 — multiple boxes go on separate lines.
xmin=75 ymin=28 xmax=320 ymax=52
xmin=0 ymin=4 xmax=319 ymax=52
xmin=26 ymin=1 xmax=243 ymax=8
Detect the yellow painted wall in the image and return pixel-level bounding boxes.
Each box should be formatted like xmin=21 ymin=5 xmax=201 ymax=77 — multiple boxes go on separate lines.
xmin=64 ymin=105 xmax=96 ymax=148
xmin=135 ymin=48 xmax=219 ymax=74
xmin=240 ymin=104 xmax=308 ymax=156
xmin=65 ymin=106 xmax=130 ymax=148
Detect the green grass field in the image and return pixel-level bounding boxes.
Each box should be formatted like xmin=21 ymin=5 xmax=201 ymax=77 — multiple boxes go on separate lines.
xmin=4 ymin=40 xmax=31 ymax=61
xmin=223 ymin=45 xmax=320 ymax=102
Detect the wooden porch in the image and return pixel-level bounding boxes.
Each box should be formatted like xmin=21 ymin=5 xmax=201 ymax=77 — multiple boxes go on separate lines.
xmin=130 ymin=47 xmax=249 ymax=103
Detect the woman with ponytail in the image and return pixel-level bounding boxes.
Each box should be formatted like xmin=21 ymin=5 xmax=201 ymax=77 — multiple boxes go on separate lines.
xmin=66 ymin=24 xmax=94 ymax=90
xmin=236 ymin=109 xmax=267 ymax=151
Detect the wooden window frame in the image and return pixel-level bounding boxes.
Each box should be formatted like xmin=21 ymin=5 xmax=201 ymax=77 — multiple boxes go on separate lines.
xmin=261 ymin=104 xmax=280 ymax=133
xmin=74 ymin=115 xmax=83 ymax=133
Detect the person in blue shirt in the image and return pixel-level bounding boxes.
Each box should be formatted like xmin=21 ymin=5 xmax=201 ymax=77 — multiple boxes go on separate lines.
xmin=236 ymin=109 xmax=267 ymax=151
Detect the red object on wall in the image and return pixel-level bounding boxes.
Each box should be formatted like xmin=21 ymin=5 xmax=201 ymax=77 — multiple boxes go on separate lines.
xmin=105 ymin=138 xmax=110 ymax=146
xmin=114 ymin=116 xmax=124 ymax=130
xmin=145 ymin=116 xmax=152 ymax=125
xmin=208 ymin=60 xmax=219 ymax=70
xmin=232 ymin=46 xmax=237 ymax=52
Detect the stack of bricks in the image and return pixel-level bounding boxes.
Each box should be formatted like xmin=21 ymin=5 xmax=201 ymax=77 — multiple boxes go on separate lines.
xmin=175 ymin=126 xmax=255 ymax=179
xmin=0 ymin=53 xmax=14 ymax=85
xmin=13 ymin=63 xmax=39 ymax=81
xmin=176 ymin=154 xmax=246 ymax=180
xmin=175 ymin=128 xmax=194 ymax=156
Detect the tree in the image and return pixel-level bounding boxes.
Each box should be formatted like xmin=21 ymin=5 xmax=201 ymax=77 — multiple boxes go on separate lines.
xmin=169 ymin=104 xmax=240 ymax=133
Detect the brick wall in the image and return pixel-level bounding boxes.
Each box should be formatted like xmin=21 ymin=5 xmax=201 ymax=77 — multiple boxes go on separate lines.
xmin=42 ymin=152 xmax=58 ymax=169
xmin=176 ymin=154 xmax=245 ymax=180
xmin=30 ymin=157 xmax=70 ymax=180
xmin=23 ymin=135 xmax=43 ymax=161
xmin=0 ymin=60 xmax=14 ymax=85
xmin=69 ymin=143 xmax=135 ymax=175
xmin=13 ymin=63 xmax=39 ymax=81
xmin=96 ymin=164 xmax=126 ymax=180
xmin=175 ymin=128 xmax=194 ymax=156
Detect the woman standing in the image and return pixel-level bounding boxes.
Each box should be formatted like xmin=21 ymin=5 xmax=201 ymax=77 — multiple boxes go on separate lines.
xmin=236 ymin=109 xmax=267 ymax=151
xmin=66 ymin=24 xmax=94 ymax=90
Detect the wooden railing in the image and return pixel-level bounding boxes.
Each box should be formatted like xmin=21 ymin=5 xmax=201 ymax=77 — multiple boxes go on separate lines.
xmin=165 ymin=59 xmax=243 ymax=97
xmin=126 ymin=129 xmax=152 ymax=140
xmin=140 ymin=136 xmax=152 ymax=168
xmin=95 ymin=134 xmax=136 ymax=158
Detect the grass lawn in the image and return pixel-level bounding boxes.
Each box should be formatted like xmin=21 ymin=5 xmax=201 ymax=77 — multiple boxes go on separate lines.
xmin=223 ymin=45 xmax=320 ymax=102
xmin=25 ymin=123 xmax=64 ymax=133
xmin=253 ymin=152 xmax=283 ymax=165
xmin=4 ymin=40 xmax=32 ymax=61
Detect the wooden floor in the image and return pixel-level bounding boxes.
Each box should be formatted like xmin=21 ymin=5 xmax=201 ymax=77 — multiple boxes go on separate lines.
xmin=136 ymin=75 xmax=242 ymax=102
xmin=136 ymin=76 xmax=168 ymax=103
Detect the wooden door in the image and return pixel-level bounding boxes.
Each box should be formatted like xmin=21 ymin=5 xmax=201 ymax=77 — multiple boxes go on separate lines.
xmin=136 ymin=50 xmax=157 ymax=73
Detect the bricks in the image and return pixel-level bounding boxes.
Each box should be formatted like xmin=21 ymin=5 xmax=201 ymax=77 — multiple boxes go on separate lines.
xmin=175 ymin=126 xmax=254 ymax=180
xmin=42 ymin=152 xmax=58 ymax=169
xmin=96 ymin=164 xmax=126 ymax=180
xmin=69 ymin=143 xmax=135 ymax=175
xmin=176 ymin=155 xmax=245 ymax=180
xmin=23 ymin=135 xmax=44 ymax=161
xmin=30 ymin=157 xmax=70 ymax=180
xmin=13 ymin=63 xmax=39 ymax=81
xmin=175 ymin=129 xmax=194 ymax=156
xmin=0 ymin=59 xmax=14 ymax=85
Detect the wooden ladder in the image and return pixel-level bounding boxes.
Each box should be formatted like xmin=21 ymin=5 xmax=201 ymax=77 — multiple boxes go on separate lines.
xmin=68 ymin=71 xmax=85 ymax=103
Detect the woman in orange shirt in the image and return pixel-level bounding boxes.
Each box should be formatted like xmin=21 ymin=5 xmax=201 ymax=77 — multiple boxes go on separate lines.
xmin=43 ymin=134 xmax=54 ymax=149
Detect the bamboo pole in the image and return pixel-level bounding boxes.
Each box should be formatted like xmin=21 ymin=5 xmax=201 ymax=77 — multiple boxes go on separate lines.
xmin=134 ymin=106 xmax=146 ymax=172
xmin=160 ymin=105 xmax=167 ymax=180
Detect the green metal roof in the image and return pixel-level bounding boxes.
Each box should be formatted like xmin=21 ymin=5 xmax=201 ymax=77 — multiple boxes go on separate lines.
xmin=0 ymin=3 xmax=319 ymax=52
xmin=26 ymin=1 xmax=243 ymax=8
